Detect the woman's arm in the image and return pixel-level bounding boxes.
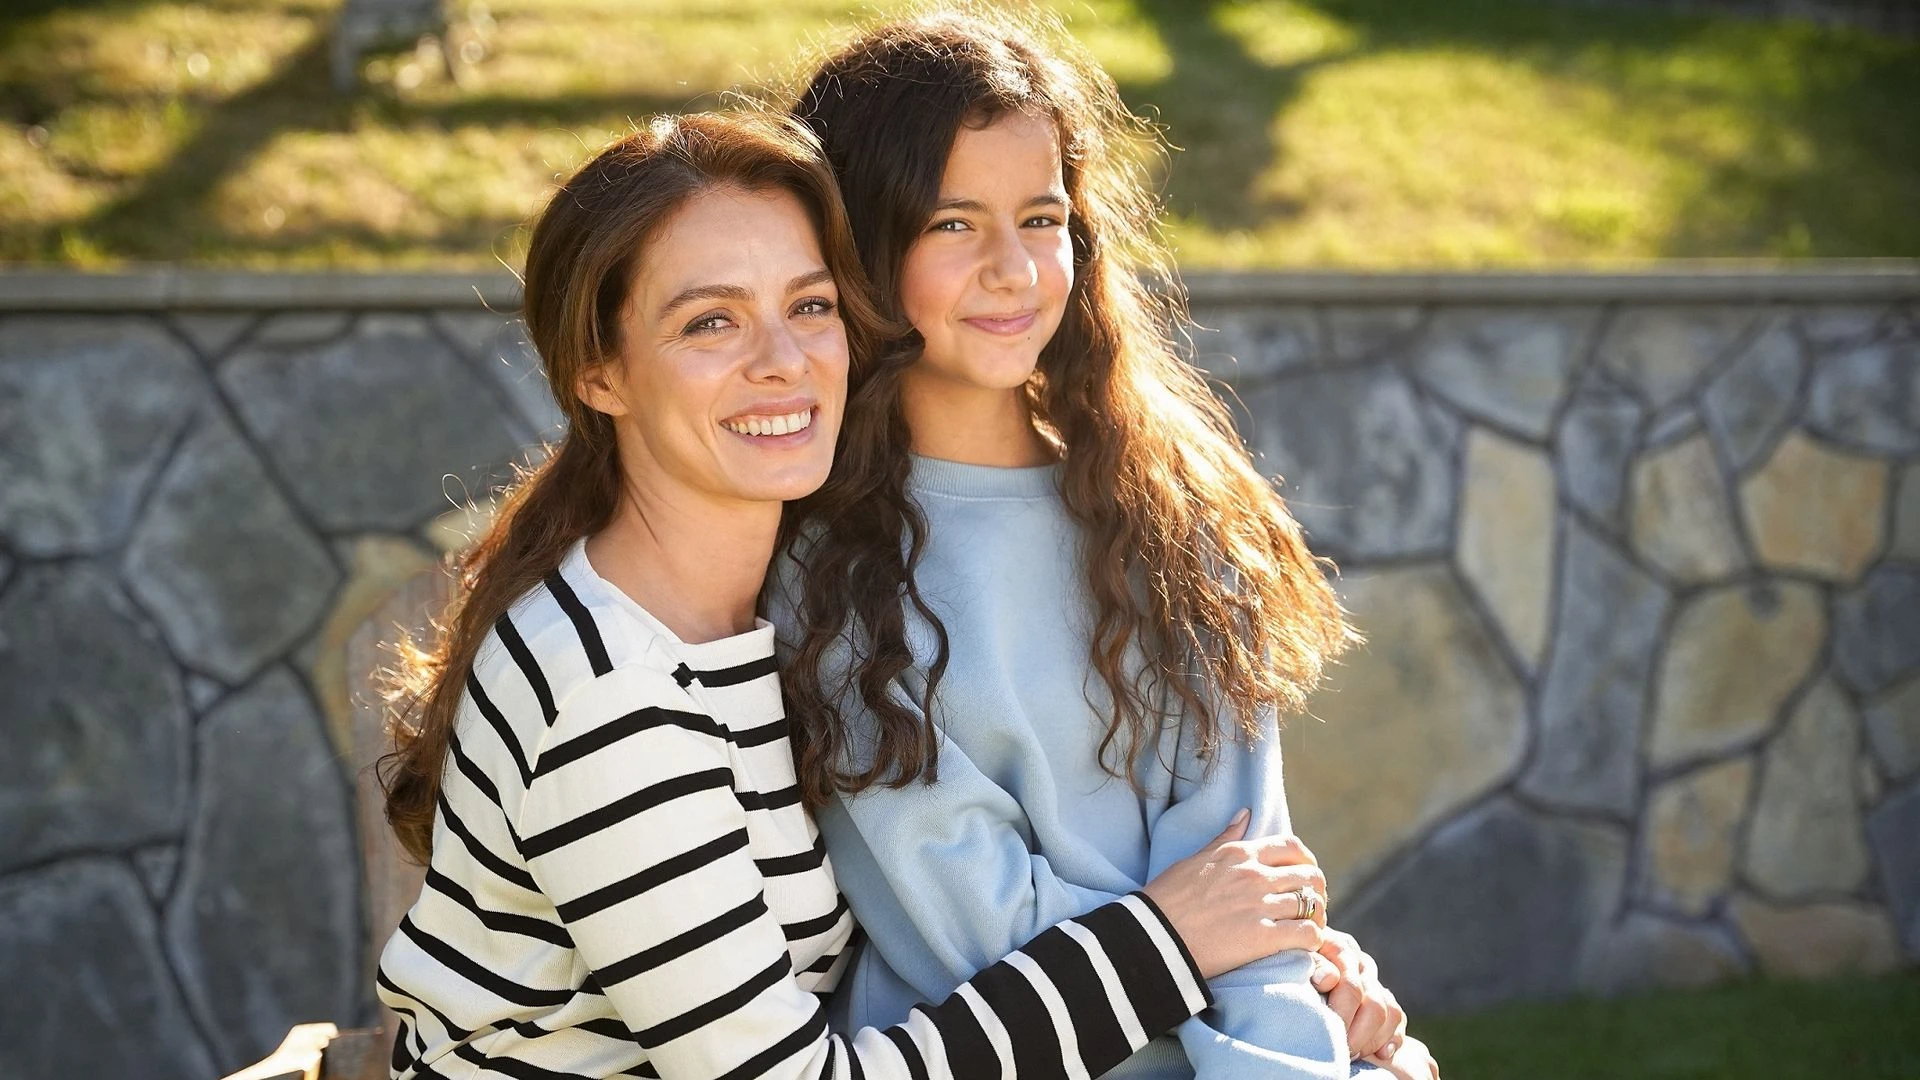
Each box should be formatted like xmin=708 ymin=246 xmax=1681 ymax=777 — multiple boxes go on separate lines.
xmin=516 ymin=665 xmax=1214 ymax=1080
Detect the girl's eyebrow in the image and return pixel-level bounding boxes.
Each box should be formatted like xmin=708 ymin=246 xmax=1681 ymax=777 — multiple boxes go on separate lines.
xmin=931 ymin=192 xmax=1070 ymax=213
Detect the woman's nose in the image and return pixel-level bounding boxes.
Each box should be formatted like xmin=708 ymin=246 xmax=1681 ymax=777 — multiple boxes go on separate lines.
xmin=747 ymin=321 xmax=808 ymax=380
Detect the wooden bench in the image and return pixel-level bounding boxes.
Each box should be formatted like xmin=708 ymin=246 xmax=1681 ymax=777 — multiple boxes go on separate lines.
xmin=221 ymin=568 xmax=448 ymax=1080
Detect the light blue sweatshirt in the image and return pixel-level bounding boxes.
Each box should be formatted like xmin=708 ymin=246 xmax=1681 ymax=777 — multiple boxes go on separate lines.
xmin=772 ymin=456 xmax=1372 ymax=1079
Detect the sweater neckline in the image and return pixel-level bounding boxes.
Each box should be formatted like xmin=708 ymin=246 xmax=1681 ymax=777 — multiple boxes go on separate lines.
xmin=908 ymin=454 xmax=1063 ymax=500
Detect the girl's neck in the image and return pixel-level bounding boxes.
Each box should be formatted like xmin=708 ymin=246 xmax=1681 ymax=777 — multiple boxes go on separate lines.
xmin=585 ymin=474 xmax=779 ymax=644
xmin=900 ymin=371 xmax=1055 ymax=467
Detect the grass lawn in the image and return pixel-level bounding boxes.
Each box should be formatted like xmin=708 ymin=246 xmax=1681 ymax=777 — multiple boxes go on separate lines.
xmin=1418 ymin=970 xmax=1920 ymax=1080
xmin=1 ymin=0 xmax=1916 ymax=268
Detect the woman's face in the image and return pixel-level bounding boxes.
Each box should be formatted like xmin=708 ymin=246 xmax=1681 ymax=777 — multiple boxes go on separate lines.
xmin=578 ymin=184 xmax=848 ymax=507
xmin=898 ymin=110 xmax=1073 ymax=397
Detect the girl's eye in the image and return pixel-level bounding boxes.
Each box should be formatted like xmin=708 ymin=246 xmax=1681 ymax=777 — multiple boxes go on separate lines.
xmin=684 ymin=312 xmax=731 ymax=335
xmin=928 ymin=218 xmax=970 ymax=233
xmin=1024 ymin=215 xmax=1064 ymax=228
xmin=794 ymin=297 xmax=837 ymax=317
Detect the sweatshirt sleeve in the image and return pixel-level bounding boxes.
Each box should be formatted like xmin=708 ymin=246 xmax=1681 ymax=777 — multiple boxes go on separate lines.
xmin=817 ymin=690 xmax=1369 ymax=1080
xmin=516 ymin=666 xmax=1214 ymax=1080
xmin=1144 ymin=708 xmax=1378 ymax=1078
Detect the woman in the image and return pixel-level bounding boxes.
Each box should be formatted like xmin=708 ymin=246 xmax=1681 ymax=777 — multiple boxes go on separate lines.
xmin=775 ymin=10 xmax=1439 ymax=1078
xmin=374 ymin=111 xmax=1353 ymax=1080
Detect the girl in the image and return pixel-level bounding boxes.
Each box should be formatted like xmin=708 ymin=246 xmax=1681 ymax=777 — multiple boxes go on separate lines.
xmin=777 ymin=10 xmax=1439 ymax=1079
xmin=374 ymin=111 xmax=1349 ymax=1080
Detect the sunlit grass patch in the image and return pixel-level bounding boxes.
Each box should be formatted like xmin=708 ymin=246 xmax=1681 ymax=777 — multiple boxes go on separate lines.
xmin=0 ymin=0 xmax=1913 ymax=266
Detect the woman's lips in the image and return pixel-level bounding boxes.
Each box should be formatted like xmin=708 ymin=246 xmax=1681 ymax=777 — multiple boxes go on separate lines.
xmin=961 ymin=310 xmax=1038 ymax=336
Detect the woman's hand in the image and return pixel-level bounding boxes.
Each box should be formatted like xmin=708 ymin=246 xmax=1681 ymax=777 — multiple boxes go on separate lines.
xmin=1308 ymin=929 xmax=1407 ymax=1062
xmin=1140 ymin=809 xmax=1331 ymax=979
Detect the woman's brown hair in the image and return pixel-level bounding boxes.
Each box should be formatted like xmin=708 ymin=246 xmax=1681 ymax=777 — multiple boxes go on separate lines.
xmin=381 ymin=111 xmax=887 ymax=863
xmin=780 ymin=6 xmax=1359 ymax=805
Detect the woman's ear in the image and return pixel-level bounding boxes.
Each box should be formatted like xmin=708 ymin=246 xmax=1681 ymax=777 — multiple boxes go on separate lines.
xmin=574 ymin=358 xmax=630 ymax=419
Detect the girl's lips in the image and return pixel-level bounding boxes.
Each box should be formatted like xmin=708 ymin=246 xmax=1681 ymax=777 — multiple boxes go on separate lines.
xmin=961 ymin=310 xmax=1038 ymax=336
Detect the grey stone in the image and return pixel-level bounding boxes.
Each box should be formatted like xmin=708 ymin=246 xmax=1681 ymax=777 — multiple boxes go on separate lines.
xmin=1892 ymin=466 xmax=1920 ymax=561
xmin=432 ymin=311 xmax=566 ymax=441
xmin=0 ymin=859 xmax=216 ymax=1080
xmin=1806 ymin=339 xmax=1920 ymax=456
xmin=133 ymin=843 xmax=181 ymax=901
xmin=1797 ymin=306 xmax=1892 ymax=352
xmin=1832 ymin=563 xmax=1920 ymax=696
xmin=1323 ymin=305 xmax=1425 ymax=363
xmin=0 ymin=316 xmax=207 ymax=555
xmin=1597 ymin=307 xmax=1756 ymax=410
xmin=0 ymin=564 xmax=188 ymax=874
xmin=1868 ymin=781 xmax=1920 ymax=956
xmin=1579 ymin=911 xmax=1747 ymax=995
xmin=222 ymin=314 xmax=525 ymax=532
xmin=122 ymin=417 xmax=341 ymax=684
xmin=1186 ymin=306 xmax=1319 ymax=382
xmin=1702 ymin=320 xmax=1806 ymax=472
xmin=1342 ymin=798 xmax=1627 ymax=1013
xmin=169 ymin=313 xmax=257 ymax=359
xmin=1864 ymin=675 xmax=1920 ymax=783
xmin=1522 ymin=516 xmax=1673 ymax=815
xmin=1643 ymin=403 xmax=1701 ymax=449
xmin=186 ymin=673 xmax=227 ymax=711
xmin=166 ymin=668 xmax=362 ymax=1070
xmin=1243 ymin=365 xmax=1460 ymax=561
xmin=1409 ymin=308 xmax=1594 ymax=439
xmin=1743 ymin=679 xmax=1871 ymax=900
xmin=1556 ymin=376 xmax=1645 ymax=530
xmin=248 ymin=311 xmax=353 ymax=346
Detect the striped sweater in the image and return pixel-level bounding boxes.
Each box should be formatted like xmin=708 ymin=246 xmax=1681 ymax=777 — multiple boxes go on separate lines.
xmin=375 ymin=539 xmax=1214 ymax=1080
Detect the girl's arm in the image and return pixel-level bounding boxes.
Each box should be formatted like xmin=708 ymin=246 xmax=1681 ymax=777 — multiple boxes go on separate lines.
xmin=815 ymin=697 xmax=1373 ymax=1079
xmin=516 ymin=665 xmax=1214 ymax=1080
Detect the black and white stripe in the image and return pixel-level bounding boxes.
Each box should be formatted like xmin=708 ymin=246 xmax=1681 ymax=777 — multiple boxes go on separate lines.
xmin=378 ymin=539 xmax=1210 ymax=1079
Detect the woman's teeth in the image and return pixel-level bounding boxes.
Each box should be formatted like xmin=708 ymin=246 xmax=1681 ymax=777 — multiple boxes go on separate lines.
xmin=722 ymin=408 xmax=812 ymax=437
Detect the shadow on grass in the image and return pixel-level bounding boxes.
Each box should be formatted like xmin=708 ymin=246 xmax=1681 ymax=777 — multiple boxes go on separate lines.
xmin=58 ymin=20 xmax=704 ymax=262
xmin=1124 ymin=0 xmax=1918 ymax=258
xmin=1121 ymin=0 xmax=1361 ymax=233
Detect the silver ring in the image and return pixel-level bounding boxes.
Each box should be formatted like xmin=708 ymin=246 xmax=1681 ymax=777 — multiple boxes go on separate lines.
xmin=1302 ymin=890 xmax=1318 ymax=921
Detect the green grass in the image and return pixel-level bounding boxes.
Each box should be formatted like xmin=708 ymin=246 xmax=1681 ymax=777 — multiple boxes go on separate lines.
xmin=1418 ymin=970 xmax=1920 ymax=1080
xmin=1 ymin=0 xmax=1916 ymax=267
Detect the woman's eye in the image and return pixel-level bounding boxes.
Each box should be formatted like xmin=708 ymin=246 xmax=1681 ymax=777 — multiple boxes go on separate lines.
xmin=928 ymin=218 xmax=969 ymax=233
xmin=685 ymin=312 xmax=731 ymax=335
xmin=1024 ymin=215 xmax=1064 ymax=228
xmin=794 ymin=297 xmax=837 ymax=317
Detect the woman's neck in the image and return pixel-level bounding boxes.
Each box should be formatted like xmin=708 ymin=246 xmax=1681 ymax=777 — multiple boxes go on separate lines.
xmin=900 ymin=372 xmax=1055 ymax=467
xmin=585 ymin=475 xmax=779 ymax=644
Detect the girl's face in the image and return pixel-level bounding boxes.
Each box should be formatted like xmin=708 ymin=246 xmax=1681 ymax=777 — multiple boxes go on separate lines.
xmin=898 ymin=110 xmax=1073 ymax=397
xmin=577 ymin=184 xmax=848 ymax=508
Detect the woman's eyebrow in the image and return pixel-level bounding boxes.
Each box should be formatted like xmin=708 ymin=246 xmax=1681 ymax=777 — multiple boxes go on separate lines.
xmin=657 ymin=282 xmax=750 ymax=321
xmin=787 ymin=267 xmax=833 ymax=293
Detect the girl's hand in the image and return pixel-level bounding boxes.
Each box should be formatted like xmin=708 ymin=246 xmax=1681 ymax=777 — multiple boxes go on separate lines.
xmin=1371 ymin=1034 xmax=1440 ymax=1079
xmin=1141 ymin=809 xmax=1331 ymax=979
xmin=1308 ymin=929 xmax=1407 ymax=1061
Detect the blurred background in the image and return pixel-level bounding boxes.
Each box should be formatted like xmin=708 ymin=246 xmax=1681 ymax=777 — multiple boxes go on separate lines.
xmin=1 ymin=2 xmax=1916 ymax=1079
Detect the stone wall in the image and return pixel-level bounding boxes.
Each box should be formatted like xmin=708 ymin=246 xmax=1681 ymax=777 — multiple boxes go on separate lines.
xmin=1 ymin=268 xmax=1915 ymax=1076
